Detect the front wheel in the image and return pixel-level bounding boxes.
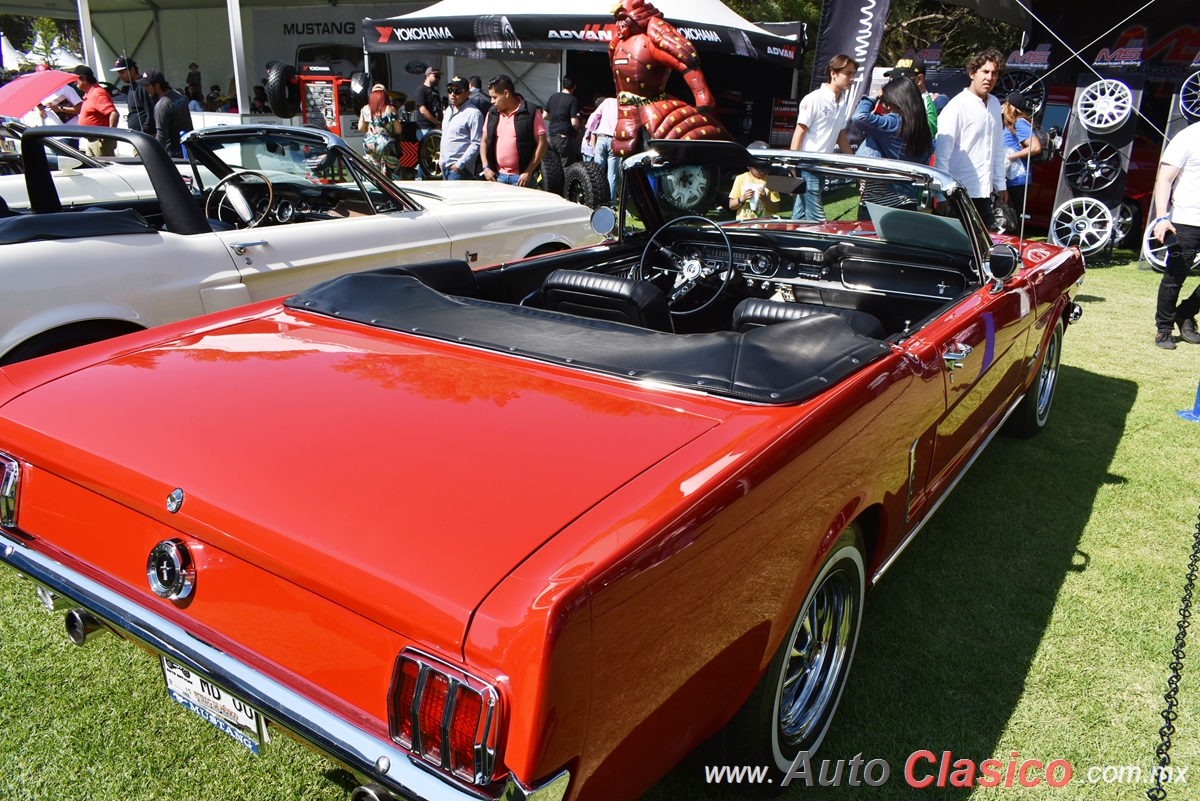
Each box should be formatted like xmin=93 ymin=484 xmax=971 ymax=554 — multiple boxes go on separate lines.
xmin=719 ymin=524 xmax=865 ymax=787
xmin=1005 ymin=318 xmax=1063 ymax=439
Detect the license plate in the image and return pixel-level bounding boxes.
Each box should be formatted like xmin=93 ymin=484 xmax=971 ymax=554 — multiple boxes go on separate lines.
xmin=161 ymin=656 xmax=266 ymax=753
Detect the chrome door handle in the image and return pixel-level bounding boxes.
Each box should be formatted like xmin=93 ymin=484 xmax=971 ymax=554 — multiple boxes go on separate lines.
xmin=943 ymin=343 xmax=973 ymax=369
xmin=230 ymin=240 xmax=268 ymax=255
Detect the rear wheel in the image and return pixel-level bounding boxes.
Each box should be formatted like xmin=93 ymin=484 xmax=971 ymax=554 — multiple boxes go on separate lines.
xmin=1005 ymin=319 xmax=1063 ymax=439
xmin=0 ymin=321 xmax=143 ymax=366
xmin=719 ymin=523 xmax=865 ymax=787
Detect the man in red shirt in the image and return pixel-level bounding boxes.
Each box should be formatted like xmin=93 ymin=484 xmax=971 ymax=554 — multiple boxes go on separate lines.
xmin=53 ymin=66 xmax=119 ymax=157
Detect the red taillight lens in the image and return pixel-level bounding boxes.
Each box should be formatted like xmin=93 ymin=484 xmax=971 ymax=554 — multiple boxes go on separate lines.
xmin=388 ymin=651 xmax=499 ymax=785
xmin=449 ymin=686 xmax=483 ymax=780
xmin=393 ymin=658 xmax=420 ymax=746
xmin=418 ymin=672 xmax=450 ymax=763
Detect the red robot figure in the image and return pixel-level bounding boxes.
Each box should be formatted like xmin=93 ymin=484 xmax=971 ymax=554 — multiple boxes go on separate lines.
xmin=609 ymin=0 xmax=731 ymax=156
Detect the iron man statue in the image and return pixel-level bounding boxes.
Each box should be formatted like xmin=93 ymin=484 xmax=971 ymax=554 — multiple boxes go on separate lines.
xmin=609 ymin=0 xmax=731 ymax=156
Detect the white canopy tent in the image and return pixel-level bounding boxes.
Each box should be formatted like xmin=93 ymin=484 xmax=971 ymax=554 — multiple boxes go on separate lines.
xmin=0 ymin=33 xmax=23 ymax=72
xmin=0 ymin=0 xmax=429 ymax=122
xmin=0 ymin=0 xmax=801 ymax=125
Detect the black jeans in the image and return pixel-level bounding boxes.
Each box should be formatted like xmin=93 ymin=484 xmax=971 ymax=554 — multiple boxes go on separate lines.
xmin=1155 ymin=222 xmax=1200 ymax=333
xmin=972 ymin=196 xmax=993 ymax=229
xmin=548 ymin=132 xmax=579 ymax=166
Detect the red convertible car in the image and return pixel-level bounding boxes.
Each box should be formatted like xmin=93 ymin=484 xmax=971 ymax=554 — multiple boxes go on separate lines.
xmin=0 ymin=141 xmax=1084 ymax=801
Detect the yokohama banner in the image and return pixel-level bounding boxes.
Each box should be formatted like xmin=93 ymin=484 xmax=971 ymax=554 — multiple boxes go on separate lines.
xmin=808 ymin=0 xmax=891 ymax=102
xmin=363 ymin=12 xmax=800 ymax=69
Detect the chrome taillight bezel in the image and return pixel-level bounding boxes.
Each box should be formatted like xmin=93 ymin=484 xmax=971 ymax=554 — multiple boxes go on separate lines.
xmin=0 ymin=452 xmax=20 ymax=528
xmin=387 ymin=649 xmax=501 ymax=786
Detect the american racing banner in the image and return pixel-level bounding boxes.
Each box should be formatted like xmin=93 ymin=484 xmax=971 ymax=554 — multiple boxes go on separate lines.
xmin=808 ymin=0 xmax=891 ymax=101
xmin=362 ymin=13 xmax=800 ymax=68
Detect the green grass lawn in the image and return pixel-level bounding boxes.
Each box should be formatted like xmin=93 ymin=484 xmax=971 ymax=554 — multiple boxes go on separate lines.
xmin=2 ymin=255 xmax=1200 ymax=800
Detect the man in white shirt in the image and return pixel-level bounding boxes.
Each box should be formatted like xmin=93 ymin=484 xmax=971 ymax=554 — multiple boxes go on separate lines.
xmin=1150 ymin=120 xmax=1200 ymax=349
xmin=790 ymin=54 xmax=858 ymax=221
xmin=934 ymin=47 xmax=1008 ymax=225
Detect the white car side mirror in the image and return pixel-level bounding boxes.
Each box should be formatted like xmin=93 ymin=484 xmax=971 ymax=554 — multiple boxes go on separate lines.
xmin=56 ymin=157 xmax=83 ymax=176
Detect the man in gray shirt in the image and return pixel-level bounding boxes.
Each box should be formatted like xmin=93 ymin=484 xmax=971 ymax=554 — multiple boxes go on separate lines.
xmin=136 ymin=69 xmax=194 ymax=158
xmin=440 ymin=76 xmax=482 ymax=180
xmin=111 ymin=56 xmax=154 ymax=136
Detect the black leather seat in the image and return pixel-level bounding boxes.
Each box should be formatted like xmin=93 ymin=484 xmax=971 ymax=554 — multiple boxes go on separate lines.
xmin=731 ymin=298 xmax=885 ymax=339
xmin=543 ymin=269 xmax=673 ymax=333
xmin=0 ymin=195 xmax=15 ymax=218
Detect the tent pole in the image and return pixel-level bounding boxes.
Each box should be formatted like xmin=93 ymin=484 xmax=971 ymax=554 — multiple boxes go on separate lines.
xmin=226 ymin=0 xmax=250 ymax=116
xmin=75 ymin=0 xmax=97 ymax=71
xmin=143 ymin=0 xmax=165 ymax=80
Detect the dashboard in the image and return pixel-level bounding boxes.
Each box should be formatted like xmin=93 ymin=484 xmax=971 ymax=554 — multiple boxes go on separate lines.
xmin=664 ymin=232 xmax=975 ymax=303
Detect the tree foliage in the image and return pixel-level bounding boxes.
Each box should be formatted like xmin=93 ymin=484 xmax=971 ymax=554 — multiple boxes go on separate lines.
xmin=0 ymin=14 xmax=82 ymax=74
xmin=879 ymin=0 xmax=1022 ymax=68
xmin=722 ymin=0 xmax=1021 ymax=80
xmin=22 ymin=17 xmax=65 ymax=70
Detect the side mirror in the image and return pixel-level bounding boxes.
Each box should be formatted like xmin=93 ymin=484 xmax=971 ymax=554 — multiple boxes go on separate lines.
xmin=988 ymin=242 xmax=1022 ymax=283
xmin=590 ymin=205 xmax=616 ymax=237
xmin=56 ymin=156 xmax=83 ymax=176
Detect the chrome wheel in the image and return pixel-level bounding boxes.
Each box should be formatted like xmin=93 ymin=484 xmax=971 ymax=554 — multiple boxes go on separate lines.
xmin=719 ymin=527 xmax=864 ymax=775
xmin=768 ymin=535 xmax=864 ymax=769
xmin=656 ymin=165 xmax=719 ymax=214
xmin=1143 ymin=225 xmax=1200 ymax=273
xmin=778 ymin=567 xmax=858 ymax=746
xmin=1006 ymin=319 xmax=1064 ymax=438
xmin=1181 ymin=72 xmax=1200 ymax=121
xmin=1112 ymin=200 xmax=1137 ymax=247
xmin=1034 ymin=322 xmax=1061 ymax=426
xmin=1076 ymin=79 xmax=1133 ymax=133
xmin=1064 ymin=141 xmax=1122 ymax=193
xmin=999 ymin=69 xmax=1046 ymax=115
xmin=1050 ymin=197 xmax=1113 ymax=254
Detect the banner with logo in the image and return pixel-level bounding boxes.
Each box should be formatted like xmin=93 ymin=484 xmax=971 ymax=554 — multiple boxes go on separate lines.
xmin=807 ymin=0 xmax=891 ymax=106
xmin=362 ymin=13 xmax=800 ymax=68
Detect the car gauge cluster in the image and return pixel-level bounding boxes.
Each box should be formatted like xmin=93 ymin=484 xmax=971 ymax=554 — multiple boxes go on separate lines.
xmin=685 ymin=242 xmax=780 ymax=278
xmin=253 ymin=194 xmax=300 ymax=224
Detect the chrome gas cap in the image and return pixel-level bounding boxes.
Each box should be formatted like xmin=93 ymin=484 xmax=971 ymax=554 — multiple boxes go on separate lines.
xmin=147 ymin=540 xmax=195 ymax=601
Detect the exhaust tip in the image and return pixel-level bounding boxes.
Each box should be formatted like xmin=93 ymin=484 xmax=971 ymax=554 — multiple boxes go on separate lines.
xmin=64 ymin=608 xmax=107 ymax=646
xmin=351 ymin=786 xmax=396 ymax=801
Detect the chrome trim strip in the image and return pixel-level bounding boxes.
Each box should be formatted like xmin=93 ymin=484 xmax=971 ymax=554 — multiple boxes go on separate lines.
xmin=871 ymin=390 xmax=1023 ymax=585
xmin=0 ymin=452 xmax=18 ymax=527
xmin=904 ymin=439 xmax=919 ymax=525
xmin=0 ymin=531 xmax=488 ymax=801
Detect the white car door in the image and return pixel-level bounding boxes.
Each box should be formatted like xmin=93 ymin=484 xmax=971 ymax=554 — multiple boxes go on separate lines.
xmin=205 ymin=149 xmax=451 ymax=302
xmin=213 ymin=209 xmax=451 ymax=303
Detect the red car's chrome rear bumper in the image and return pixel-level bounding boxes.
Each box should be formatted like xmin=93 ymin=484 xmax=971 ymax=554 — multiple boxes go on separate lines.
xmin=0 ymin=530 xmax=569 ymax=801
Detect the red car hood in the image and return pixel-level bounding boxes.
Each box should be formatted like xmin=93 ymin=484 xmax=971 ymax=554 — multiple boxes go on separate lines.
xmin=0 ymin=313 xmax=731 ymax=651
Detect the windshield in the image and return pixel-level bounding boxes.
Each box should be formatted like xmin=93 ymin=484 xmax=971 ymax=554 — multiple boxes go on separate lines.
xmin=203 ymin=136 xmax=334 ymax=181
xmin=624 ymin=159 xmax=968 ymax=253
xmin=195 ymin=133 xmax=408 ymax=214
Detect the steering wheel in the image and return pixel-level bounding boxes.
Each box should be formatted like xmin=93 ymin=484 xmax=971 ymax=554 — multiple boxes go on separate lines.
xmin=205 ymin=170 xmax=274 ymax=228
xmin=635 ymin=215 xmax=734 ymax=316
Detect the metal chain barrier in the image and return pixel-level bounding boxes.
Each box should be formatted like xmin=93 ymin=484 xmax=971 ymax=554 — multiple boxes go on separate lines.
xmin=1148 ymin=507 xmax=1200 ymax=801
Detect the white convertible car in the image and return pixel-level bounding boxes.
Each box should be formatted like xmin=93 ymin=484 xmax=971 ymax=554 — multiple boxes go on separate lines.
xmin=0 ymin=123 xmax=606 ymax=363
xmin=0 ymin=119 xmax=160 ymax=206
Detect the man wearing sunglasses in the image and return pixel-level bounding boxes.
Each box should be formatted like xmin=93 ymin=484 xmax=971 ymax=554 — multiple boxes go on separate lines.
xmin=441 ymin=76 xmax=483 ymax=180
